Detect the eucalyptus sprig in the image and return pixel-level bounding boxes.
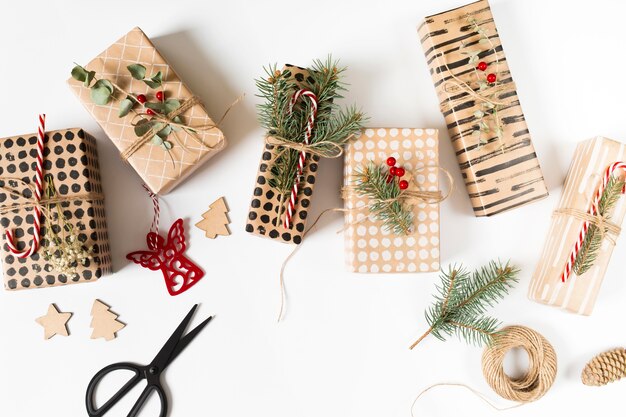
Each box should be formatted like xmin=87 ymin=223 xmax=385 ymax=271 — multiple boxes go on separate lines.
xmin=573 ymin=175 xmax=626 ymax=275
xmin=352 ymin=161 xmax=413 ymax=235
xmin=71 ymin=63 xmax=179 ymax=151
xmin=256 ymin=57 xmax=366 ymax=220
xmin=410 ymin=260 xmax=519 ymax=349
xmin=41 ymin=176 xmax=94 ymax=278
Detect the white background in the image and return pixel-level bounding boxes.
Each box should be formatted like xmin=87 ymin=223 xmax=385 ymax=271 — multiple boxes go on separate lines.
xmin=0 ymin=0 xmax=625 ymax=416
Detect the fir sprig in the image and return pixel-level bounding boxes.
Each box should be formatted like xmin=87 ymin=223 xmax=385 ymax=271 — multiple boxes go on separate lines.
xmin=573 ymin=175 xmax=626 ymax=275
xmin=410 ymin=260 xmax=519 ymax=349
xmin=352 ymin=162 xmax=413 ymax=235
xmin=255 ymin=57 xmax=365 ymax=218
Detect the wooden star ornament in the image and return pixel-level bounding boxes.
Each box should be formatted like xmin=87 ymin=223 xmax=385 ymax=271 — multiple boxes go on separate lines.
xmin=36 ymin=304 xmax=72 ymax=340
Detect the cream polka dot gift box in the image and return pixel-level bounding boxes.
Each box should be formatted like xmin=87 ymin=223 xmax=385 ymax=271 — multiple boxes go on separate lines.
xmin=343 ymin=128 xmax=441 ymax=273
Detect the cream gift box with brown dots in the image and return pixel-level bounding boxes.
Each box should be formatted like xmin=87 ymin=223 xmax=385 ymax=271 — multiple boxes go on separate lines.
xmin=0 ymin=128 xmax=111 ymax=290
xmin=344 ymin=128 xmax=441 ymax=273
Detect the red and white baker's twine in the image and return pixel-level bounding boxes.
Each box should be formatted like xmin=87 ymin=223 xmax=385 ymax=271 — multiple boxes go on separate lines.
xmin=283 ymin=89 xmax=318 ymax=229
xmin=143 ymin=183 xmax=160 ymax=233
xmin=5 ymin=114 xmax=45 ymax=258
xmin=561 ymin=161 xmax=626 ymax=282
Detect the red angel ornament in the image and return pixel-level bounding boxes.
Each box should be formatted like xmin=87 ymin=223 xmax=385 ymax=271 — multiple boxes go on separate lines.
xmin=126 ymin=185 xmax=204 ymax=296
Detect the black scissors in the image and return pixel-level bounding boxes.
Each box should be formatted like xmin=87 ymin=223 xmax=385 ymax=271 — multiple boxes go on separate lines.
xmin=85 ymin=304 xmax=213 ymax=417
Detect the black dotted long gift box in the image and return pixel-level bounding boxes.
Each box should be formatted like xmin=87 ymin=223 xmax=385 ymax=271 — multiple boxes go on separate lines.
xmin=245 ymin=64 xmax=320 ymax=245
xmin=0 ymin=128 xmax=111 ymax=290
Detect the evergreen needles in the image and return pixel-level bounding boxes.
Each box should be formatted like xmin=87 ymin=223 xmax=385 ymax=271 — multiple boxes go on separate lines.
xmin=573 ymin=175 xmax=626 ymax=275
xmin=352 ymin=162 xmax=413 ymax=235
xmin=255 ymin=57 xmax=365 ymax=211
xmin=410 ymin=260 xmax=519 ymax=349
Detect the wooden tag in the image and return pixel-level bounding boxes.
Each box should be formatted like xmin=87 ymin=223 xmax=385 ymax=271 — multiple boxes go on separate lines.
xmin=196 ymin=197 xmax=231 ymax=239
xmin=36 ymin=304 xmax=72 ymax=340
xmin=90 ymin=299 xmax=125 ymax=341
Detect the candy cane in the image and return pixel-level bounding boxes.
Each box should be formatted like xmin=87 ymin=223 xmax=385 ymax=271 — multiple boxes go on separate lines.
xmin=5 ymin=114 xmax=45 ymax=258
xmin=561 ymin=161 xmax=626 ymax=282
xmin=283 ymin=89 xmax=318 ymax=229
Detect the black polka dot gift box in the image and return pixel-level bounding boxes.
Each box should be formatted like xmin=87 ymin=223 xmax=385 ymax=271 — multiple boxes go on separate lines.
xmin=0 ymin=128 xmax=111 ymax=291
xmin=245 ymin=65 xmax=320 ymax=245
xmin=417 ymin=0 xmax=548 ymax=216
xmin=68 ymin=27 xmax=226 ymax=195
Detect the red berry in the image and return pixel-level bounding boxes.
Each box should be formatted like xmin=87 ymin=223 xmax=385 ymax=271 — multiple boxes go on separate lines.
xmin=477 ymin=61 xmax=488 ymax=71
xmin=395 ymin=167 xmax=405 ymax=177
xmin=156 ymin=91 xmax=164 ymax=101
xmin=389 ymin=166 xmax=397 ymax=176
xmin=386 ymin=174 xmax=394 ymax=184
xmin=386 ymin=157 xmax=396 ymax=167
xmin=487 ymin=73 xmax=497 ymax=83
xmin=398 ymin=180 xmax=409 ymax=190
xmin=146 ymin=108 xmax=156 ymax=116
xmin=136 ymin=94 xmax=147 ymax=104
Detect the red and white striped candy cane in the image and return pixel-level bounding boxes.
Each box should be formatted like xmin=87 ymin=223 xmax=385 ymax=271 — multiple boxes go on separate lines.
xmin=561 ymin=161 xmax=626 ymax=282
xmin=283 ymin=89 xmax=318 ymax=229
xmin=5 ymin=114 xmax=46 ymax=258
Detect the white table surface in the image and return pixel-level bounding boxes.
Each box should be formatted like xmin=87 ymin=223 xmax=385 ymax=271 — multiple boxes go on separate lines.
xmin=1 ymin=0 xmax=625 ymax=415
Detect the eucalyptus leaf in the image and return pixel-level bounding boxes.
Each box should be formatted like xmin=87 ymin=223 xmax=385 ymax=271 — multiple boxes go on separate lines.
xmin=151 ymin=135 xmax=164 ymax=145
xmin=71 ymin=65 xmax=88 ymax=82
xmin=118 ymin=98 xmax=134 ymax=118
xmin=469 ymin=55 xmax=479 ymax=64
xmin=90 ymin=85 xmax=112 ymax=105
xmin=471 ymin=129 xmax=481 ymax=138
xmin=164 ymin=99 xmax=180 ymax=115
xmin=474 ymin=110 xmax=484 ymax=119
xmin=93 ymin=79 xmax=114 ymax=93
xmin=134 ymin=119 xmax=154 ymax=136
xmin=144 ymin=71 xmax=162 ymax=89
xmin=144 ymin=101 xmax=164 ymax=112
xmin=156 ymin=125 xmax=172 ymax=139
xmin=171 ymin=115 xmax=183 ymax=131
xmin=162 ymin=140 xmax=173 ymax=150
xmin=85 ymin=70 xmax=95 ymax=87
xmin=127 ymin=64 xmax=146 ymax=80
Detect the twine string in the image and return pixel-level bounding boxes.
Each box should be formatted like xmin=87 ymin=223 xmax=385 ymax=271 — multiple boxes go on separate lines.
xmin=142 ymin=183 xmax=160 ymax=234
xmin=553 ymin=208 xmax=621 ymax=245
xmin=411 ymin=326 xmax=556 ymax=415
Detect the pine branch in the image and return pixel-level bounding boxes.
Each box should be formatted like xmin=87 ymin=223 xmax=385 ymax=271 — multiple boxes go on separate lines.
xmin=352 ymin=162 xmax=413 ymax=235
xmin=573 ymin=175 xmax=626 ymax=275
xmin=409 ymin=260 xmax=518 ymax=349
xmin=255 ymin=57 xmax=366 ymax=203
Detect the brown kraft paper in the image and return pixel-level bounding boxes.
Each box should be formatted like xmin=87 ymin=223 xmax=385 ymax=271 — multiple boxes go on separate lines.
xmin=245 ymin=64 xmax=319 ymax=245
xmin=0 ymin=128 xmax=111 ymax=291
xmin=68 ymin=27 xmax=226 ymax=195
xmin=344 ymin=128 xmax=441 ymax=273
xmin=417 ymin=0 xmax=548 ymax=216
xmin=529 ymin=137 xmax=626 ymax=315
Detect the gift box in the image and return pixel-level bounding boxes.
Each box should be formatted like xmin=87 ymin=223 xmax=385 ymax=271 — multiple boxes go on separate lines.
xmin=528 ymin=137 xmax=626 ymax=315
xmin=68 ymin=27 xmax=226 ymax=195
xmin=417 ymin=0 xmax=548 ymax=216
xmin=0 ymin=128 xmax=111 ymax=290
xmin=343 ymin=128 xmax=441 ymax=273
xmin=245 ymin=64 xmax=320 ymax=245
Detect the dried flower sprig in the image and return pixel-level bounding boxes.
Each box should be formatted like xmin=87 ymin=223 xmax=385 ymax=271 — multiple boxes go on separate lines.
xmin=41 ymin=177 xmax=94 ymax=278
xmin=458 ymin=16 xmax=505 ymax=147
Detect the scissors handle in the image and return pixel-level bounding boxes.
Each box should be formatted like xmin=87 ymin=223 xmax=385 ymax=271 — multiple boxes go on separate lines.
xmin=85 ymin=362 xmax=167 ymax=417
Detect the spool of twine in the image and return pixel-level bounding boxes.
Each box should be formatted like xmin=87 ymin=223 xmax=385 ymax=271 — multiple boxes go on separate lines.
xmin=411 ymin=325 xmax=557 ymax=416
xmin=482 ymin=325 xmax=557 ymax=403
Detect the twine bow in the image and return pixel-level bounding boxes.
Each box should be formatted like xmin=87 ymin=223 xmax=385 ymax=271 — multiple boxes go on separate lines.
xmin=121 ymin=96 xmax=227 ymax=162
xmin=0 ymin=178 xmax=105 ymax=216
xmin=265 ymin=135 xmax=346 ymax=159
xmin=553 ymin=208 xmax=621 ymax=245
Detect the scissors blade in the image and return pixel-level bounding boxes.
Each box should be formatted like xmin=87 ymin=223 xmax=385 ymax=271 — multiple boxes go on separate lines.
xmin=165 ymin=315 xmax=213 ymax=366
xmin=150 ymin=304 xmax=198 ymax=371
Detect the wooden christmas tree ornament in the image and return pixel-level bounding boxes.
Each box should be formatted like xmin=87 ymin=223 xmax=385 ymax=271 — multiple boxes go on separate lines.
xmin=90 ymin=299 xmax=125 ymax=341
xmin=196 ymin=197 xmax=231 ymax=239
xmin=35 ymin=304 xmax=72 ymax=340
xmin=582 ymin=348 xmax=626 ymax=386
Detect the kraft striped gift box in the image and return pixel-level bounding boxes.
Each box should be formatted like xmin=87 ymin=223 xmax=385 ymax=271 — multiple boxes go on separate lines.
xmin=417 ymin=0 xmax=548 ymax=216
xmin=529 ymin=137 xmax=626 ymax=315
